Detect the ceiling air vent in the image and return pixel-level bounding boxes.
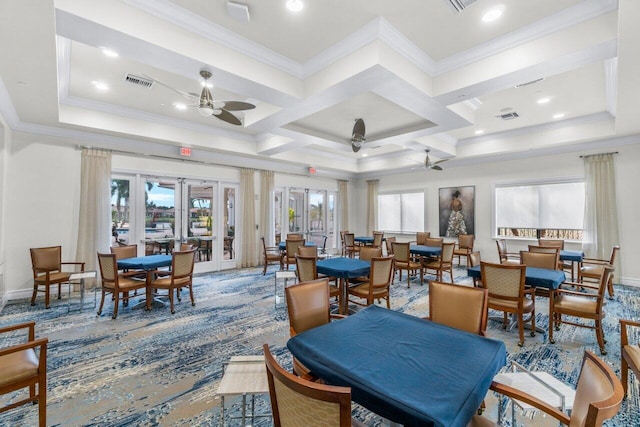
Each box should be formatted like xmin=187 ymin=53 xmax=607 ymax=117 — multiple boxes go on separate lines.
xmin=515 ymin=78 xmax=545 ymax=88
xmin=497 ymin=112 xmax=520 ymax=120
xmin=123 ymin=73 xmax=154 ymax=88
xmin=447 ymin=0 xmax=479 ymax=12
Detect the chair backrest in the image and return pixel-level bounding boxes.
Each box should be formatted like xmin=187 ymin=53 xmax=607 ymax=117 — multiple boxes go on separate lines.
xmin=179 ymin=243 xmax=193 ymax=252
xmin=172 ymin=250 xmax=196 ymax=279
xmin=496 ymin=239 xmax=509 ymax=262
xmin=286 ymin=239 xmax=306 ymax=260
xmin=359 ymin=246 xmax=382 ymax=262
xmin=369 ymin=256 xmax=395 ymax=289
xmin=520 ymin=251 xmax=558 ymax=270
xmin=428 ymin=281 xmax=488 ymax=336
xmin=297 ymin=245 xmax=317 ymax=257
xmin=416 ymin=231 xmax=431 ymax=245
xmin=285 ymin=278 xmax=331 ymax=335
xmin=287 ymin=233 xmax=303 ymax=240
xmin=261 ymin=236 xmax=269 ymax=252
xmin=440 ymin=242 xmax=455 ymax=263
xmin=424 ymin=237 xmax=444 ymax=247
xmin=372 ymin=232 xmax=384 ymax=248
xmin=592 ymin=266 xmax=615 ymax=313
xmin=481 ymin=261 xmax=526 ymax=299
xmin=295 ymin=254 xmax=318 ymax=282
xmin=569 ymin=351 xmax=624 ymax=427
xmin=343 ymin=233 xmax=355 ymax=248
xmin=320 ymin=235 xmax=328 ymax=254
xmin=110 ymin=244 xmax=137 ymax=260
xmin=469 ymin=251 xmax=481 ymax=267
xmin=263 ymin=344 xmax=353 ymax=427
xmin=538 ymin=238 xmax=565 ymax=250
xmin=458 ymin=234 xmax=474 ymax=250
xmin=391 ymin=241 xmax=410 ymax=263
xmin=608 ymin=245 xmax=620 ymax=265
xmin=385 ymin=236 xmax=396 ymax=255
xmin=30 ymin=246 xmax=62 ymax=273
xmin=529 ymin=245 xmax=559 ymax=255
xmin=97 ymin=252 xmax=118 ymax=284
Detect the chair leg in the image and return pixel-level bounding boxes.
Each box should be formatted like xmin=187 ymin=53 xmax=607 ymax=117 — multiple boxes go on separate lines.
xmin=622 ymin=356 xmax=629 ymax=396
xmin=38 ymin=376 xmax=46 ymax=427
xmin=189 ymin=285 xmax=195 ymax=307
xmin=57 ymin=283 xmax=62 ymax=299
xmin=146 ymin=287 xmax=152 ymax=311
xmin=262 ymin=262 xmax=267 ymax=275
xmin=169 ymin=290 xmax=176 ymax=314
xmin=45 ymin=285 xmax=50 ymax=309
xmin=517 ymin=313 xmax=525 ymax=347
xmin=97 ymin=289 xmax=107 ymax=315
xmin=31 ymin=284 xmax=38 ymax=306
xmin=607 ymin=277 xmax=615 ymax=299
xmin=112 ymin=292 xmax=119 ymax=319
xmin=596 ymin=319 xmax=607 ymax=355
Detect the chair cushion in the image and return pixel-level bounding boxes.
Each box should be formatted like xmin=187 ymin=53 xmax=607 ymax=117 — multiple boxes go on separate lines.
xmin=151 ymin=276 xmax=191 ymax=287
xmin=553 ymin=294 xmax=598 ymax=314
xmin=350 ymin=283 xmax=387 ymax=298
xmin=0 ymin=348 xmax=39 ymax=387
xmin=35 ymin=271 xmax=71 ymax=284
xmin=623 ymin=344 xmax=640 ymax=370
xmin=581 ymin=264 xmax=604 ymax=278
xmin=488 ymin=297 xmax=534 ymax=312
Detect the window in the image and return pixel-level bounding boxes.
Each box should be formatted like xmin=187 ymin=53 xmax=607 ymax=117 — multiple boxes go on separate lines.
xmin=495 ymin=180 xmax=584 ymax=240
xmin=378 ymin=192 xmax=424 ymax=233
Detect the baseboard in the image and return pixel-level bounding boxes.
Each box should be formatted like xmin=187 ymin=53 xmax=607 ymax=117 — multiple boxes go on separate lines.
xmin=6 ymin=288 xmax=68 ymax=302
xmin=619 ymin=276 xmax=640 ymax=288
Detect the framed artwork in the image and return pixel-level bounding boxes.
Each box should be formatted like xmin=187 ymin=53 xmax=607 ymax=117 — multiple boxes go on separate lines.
xmin=438 ymin=186 xmax=475 ymax=237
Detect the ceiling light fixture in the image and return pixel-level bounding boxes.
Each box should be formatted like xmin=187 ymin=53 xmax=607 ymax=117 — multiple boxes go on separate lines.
xmin=553 ymin=113 xmax=565 ymax=119
xmin=474 ymin=130 xmax=484 ymax=135
xmin=91 ymin=81 xmax=109 ymax=91
xmin=101 ymin=48 xmax=119 ymax=58
xmin=174 ymin=102 xmax=187 ymax=110
xmin=482 ymin=4 xmax=504 ymax=23
xmin=198 ymin=85 xmax=214 ymax=116
xmin=286 ymin=0 xmax=303 ymax=12
xmin=537 ymin=97 xmax=551 ymax=105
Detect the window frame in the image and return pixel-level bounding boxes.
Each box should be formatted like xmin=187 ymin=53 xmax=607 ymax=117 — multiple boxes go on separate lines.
xmin=377 ymin=189 xmax=425 ymax=234
xmin=492 ymin=177 xmax=584 ymax=241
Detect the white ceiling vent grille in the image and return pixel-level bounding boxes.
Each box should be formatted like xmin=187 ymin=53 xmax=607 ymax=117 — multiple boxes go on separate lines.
xmin=447 ymin=0 xmax=479 ymax=12
xmin=497 ymin=112 xmax=520 ymax=120
xmin=123 ymin=73 xmax=154 ymax=88
xmin=515 ymin=78 xmax=545 ymax=88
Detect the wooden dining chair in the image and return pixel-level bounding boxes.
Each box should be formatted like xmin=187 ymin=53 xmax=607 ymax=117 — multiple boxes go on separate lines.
xmin=469 ymin=251 xmax=482 ymax=287
xmin=261 ymin=237 xmax=283 ymax=275
xmin=347 ymin=256 xmax=394 ymax=308
xmin=415 ymin=231 xmax=431 ymax=245
xmin=620 ymin=318 xmax=640 ymax=397
xmin=284 ymin=239 xmax=306 ymax=270
xmin=579 ymin=245 xmax=619 ymax=299
xmin=371 ymin=231 xmax=384 ymax=249
xmin=520 ymin=251 xmax=558 ymax=270
xmin=384 ymin=236 xmax=396 ymax=256
xmin=422 ymin=242 xmax=455 ymax=283
xmin=342 ymin=233 xmax=359 ymax=258
xmin=391 ymin=241 xmax=422 ymax=288
xmin=146 ymin=250 xmax=196 ymax=314
xmin=97 ymin=252 xmax=148 ymax=319
xmin=453 ymin=233 xmax=474 ymax=266
xmin=496 ymin=239 xmax=520 ymax=265
xmin=29 ymin=246 xmax=85 ymax=309
xmin=528 ymin=245 xmax=561 ymax=271
xmin=297 ymin=245 xmax=317 ymax=257
xmin=427 ymin=281 xmax=488 ymax=336
xmin=263 ymin=344 xmax=362 ymax=427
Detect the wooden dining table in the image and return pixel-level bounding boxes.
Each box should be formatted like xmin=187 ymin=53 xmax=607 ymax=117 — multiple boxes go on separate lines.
xmin=288 ymin=305 xmax=507 ymax=427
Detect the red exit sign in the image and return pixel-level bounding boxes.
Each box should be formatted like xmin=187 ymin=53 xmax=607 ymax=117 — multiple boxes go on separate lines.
xmin=180 ymin=147 xmax=192 ymax=157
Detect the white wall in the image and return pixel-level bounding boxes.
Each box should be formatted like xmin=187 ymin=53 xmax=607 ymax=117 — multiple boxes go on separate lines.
xmin=356 ymin=141 xmax=640 ymax=286
xmin=0 ymin=115 xmax=7 ymax=307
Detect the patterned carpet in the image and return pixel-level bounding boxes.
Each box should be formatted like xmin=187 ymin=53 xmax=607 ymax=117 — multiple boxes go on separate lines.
xmin=1 ymin=265 xmax=639 ymax=426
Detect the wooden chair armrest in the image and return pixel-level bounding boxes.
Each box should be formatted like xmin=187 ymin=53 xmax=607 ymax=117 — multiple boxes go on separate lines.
xmin=524 ymin=288 xmax=536 ymax=298
xmin=62 ymin=261 xmax=86 ymax=271
xmin=553 ymin=288 xmax=599 ymax=298
xmin=581 ymin=258 xmax=610 ymax=265
xmin=0 ymin=337 xmax=48 ymax=358
xmin=0 ymin=321 xmax=35 ymax=336
xmin=620 ymin=319 xmax=640 ymax=346
xmin=489 ymin=381 xmax=570 ymax=424
xmin=560 ymin=281 xmax=599 ymax=291
xmin=330 ymin=314 xmax=347 ymax=320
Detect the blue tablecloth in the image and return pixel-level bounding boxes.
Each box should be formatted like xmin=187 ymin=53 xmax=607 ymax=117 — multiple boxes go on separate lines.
xmin=354 ymin=236 xmax=386 ymax=244
xmin=560 ymin=250 xmax=584 ymax=262
xmin=278 ymin=241 xmax=316 ymax=251
xmin=117 ymin=254 xmax=172 ymax=271
xmin=316 ymin=257 xmax=370 ymax=279
xmin=467 ymin=265 xmax=566 ymax=290
xmin=410 ymin=245 xmax=442 ymax=257
xmin=288 ymin=305 xmax=506 ymax=427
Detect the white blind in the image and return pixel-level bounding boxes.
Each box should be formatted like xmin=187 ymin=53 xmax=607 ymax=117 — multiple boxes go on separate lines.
xmin=378 ymin=192 xmax=424 ymax=233
xmin=496 ymin=182 xmax=584 ymax=229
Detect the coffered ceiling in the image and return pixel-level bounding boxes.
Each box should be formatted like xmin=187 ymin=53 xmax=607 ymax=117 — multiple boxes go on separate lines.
xmin=1 ymin=0 xmax=638 ymax=178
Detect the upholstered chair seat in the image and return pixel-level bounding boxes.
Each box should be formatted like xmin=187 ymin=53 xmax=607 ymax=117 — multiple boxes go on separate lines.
xmin=0 ymin=350 xmax=39 ymax=387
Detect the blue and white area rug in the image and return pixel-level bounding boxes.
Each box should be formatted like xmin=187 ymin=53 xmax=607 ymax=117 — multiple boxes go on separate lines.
xmin=1 ymin=265 xmax=639 ymax=426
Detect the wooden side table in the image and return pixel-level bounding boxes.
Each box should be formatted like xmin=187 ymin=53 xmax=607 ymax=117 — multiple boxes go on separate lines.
xmin=217 ymin=355 xmax=270 ymax=426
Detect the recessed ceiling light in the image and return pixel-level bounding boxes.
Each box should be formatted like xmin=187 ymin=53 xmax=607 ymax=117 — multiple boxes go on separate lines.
xmin=474 ymin=130 xmax=484 ymax=135
xmin=286 ymin=0 xmax=303 ymax=12
xmin=174 ymin=103 xmax=187 ymax=110
xmin=537 ymin=97 xmax=551 ymax=105
xmin=101 ymin=48 xmax=119 ymax=58
xmin=482 ymin=4 xmax=505 ymax=23
xmin=553 ymin=113 xmax=565 ymax=119
xmin=362 ymin=153 xmax=368 ymax=157
xmin=200 ymin=81 xmax=213 ymax=88
xmin=91 ymin=81 xmax=109 ymax=91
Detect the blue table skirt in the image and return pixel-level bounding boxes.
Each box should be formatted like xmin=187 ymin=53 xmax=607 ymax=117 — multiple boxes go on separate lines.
xmin=560 ymin=250 xmax=584 ymax=262
xmin=278 ymin=241 xmax=316 ymax=251
xmin=117 ymin=254 xmax=172 ymax=271
xmin=467 ymin=265 xmax=565 ymax=290
xmin=317 ymin=257 xmax=370 ymax=279
xmin=288 ymin=305 xmax=506 ymax=427
xmin=355 ymin=236 xmax=386 ymax=244
xmin=410 ymin=245 xmax=442 ymax=257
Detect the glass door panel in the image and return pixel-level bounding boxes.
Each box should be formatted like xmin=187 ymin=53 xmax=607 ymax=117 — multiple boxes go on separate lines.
xmin=308 ymin=190 xmax=325 ymax=247
xmin=288 ymin=189 xmax=305 ymax=236
xmin=185 ymin=182 xmax=214 ymax=265
xmin=274 ymin=190 xmax=283 ymax=245
xmin=223 ymin=186 xmax=236 ymax=261
xmin=111 ymin=178 xmax=132 ymax=246
xmin=144 ymin=179 xmax=177 ymax=255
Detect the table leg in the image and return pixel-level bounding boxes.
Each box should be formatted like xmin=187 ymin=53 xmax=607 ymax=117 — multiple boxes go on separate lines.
xmin=241 ymin=393 xmax=246 ymax=425
xmin=220 ymin=395 xmax=225 ymax=427
xmin=340 ymin=278 xmax=347 ymax=315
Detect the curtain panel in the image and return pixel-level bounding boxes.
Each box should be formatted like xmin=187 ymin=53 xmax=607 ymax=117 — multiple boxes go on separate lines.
xmin=366 ymin=180 xmax=378 ymax=235
xmin=338 ymin=180 xmax=349 ymax=233
xmin=259 ymin=170 xmax=275 ymax=246
xmin=240 ymin=168 xmax=258 ymax=267
xmin=76 ymin=148 xmax=112 ymax=274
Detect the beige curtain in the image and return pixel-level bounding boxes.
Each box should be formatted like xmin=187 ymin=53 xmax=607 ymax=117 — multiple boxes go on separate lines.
xmin=260 ymin=170 xmax=275 ymax=246
xmin=582 ymin=153 xmax=620 ymax=276
xmin=366 ymin=180 xmax=379 ymax=235
xmin=76 ymin=148 xmax=112 ymax=273
xmin=339 ymin=180 xmax=349 ymax=232
xmin=240 ymin=168 xmax=258 ymax=267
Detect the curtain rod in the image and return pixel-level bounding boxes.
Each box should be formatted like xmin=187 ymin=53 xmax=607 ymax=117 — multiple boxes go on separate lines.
xmin=579 ymin=151 xmax=618 ymax=158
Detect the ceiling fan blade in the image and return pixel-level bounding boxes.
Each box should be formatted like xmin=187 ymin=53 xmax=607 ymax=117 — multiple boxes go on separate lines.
xmin=141 ymin=73 xmax=197 ymax=100
xmin=352 ymin=118 xmax=365 ymax=139
xmin=213 ymin=109 xmax=242 ymax=126
xmin=432 ymin=159 xmax=449 ymax=165
xmin=351 ymin=142 xmax=362 ymax=153
xmin=431 ymin=165 xmax=443 ymax=171
xmin=220 ymin=101 xmax=256 ymax=111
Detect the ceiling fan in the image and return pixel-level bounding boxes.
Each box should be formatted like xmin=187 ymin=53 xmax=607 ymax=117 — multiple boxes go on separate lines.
xmin=143 ymin=70 xmax=255 ymax=126
xmin=351 ymin=118 xmax=366 ymax=152
xmin=423 ymin=149 xmax=449 ymax=171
